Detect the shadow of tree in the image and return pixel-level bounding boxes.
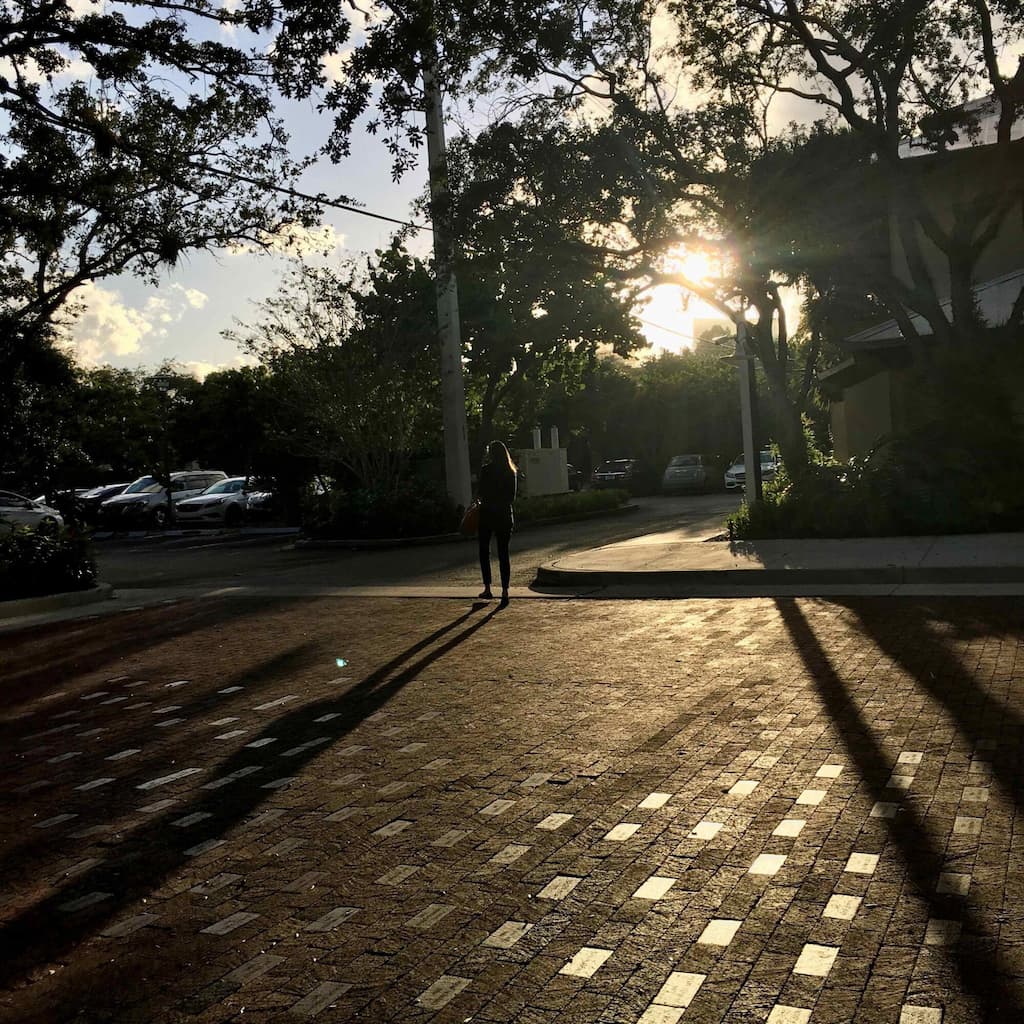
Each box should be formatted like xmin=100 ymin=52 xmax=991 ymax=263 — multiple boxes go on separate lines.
xmin=0 ymin=596 xmax=296 ymax=710
xmin=777 ymin=597 xmax=1024 ymax=1018
xmin=0 ymin=600 xmax=498 ymax=996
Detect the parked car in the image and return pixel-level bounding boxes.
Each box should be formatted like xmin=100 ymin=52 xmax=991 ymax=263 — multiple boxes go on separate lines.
xmin=245 ymin=482 xmax=280 ymax=521
xmin=175 ymin=476 xmax=251 ymax=527
xmin=78 ymin=482 xmax=130 ymax=523
xmin=661 ymin=454 xmax=711 ymax=493
xmin=566 ymin=463 xmax=582 ymax=492
xmin=592 ymin=459 xmax=639 ymax=489
xmin=592 ymin=458 xmax=659 ymax=494
xmin=724 ymin=450 xmax=779 ymax=491
xmin=0 ymin=491 xmax=64 ymax=533
xmin=98 ymin=470 xmax=227 ymax=528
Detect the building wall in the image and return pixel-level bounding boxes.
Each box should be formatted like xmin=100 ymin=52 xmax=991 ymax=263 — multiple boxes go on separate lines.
xmin=832 ymin=372 xmax=893 ymax=460
xmin=890 ymin=145 xmax=1024 ymax=296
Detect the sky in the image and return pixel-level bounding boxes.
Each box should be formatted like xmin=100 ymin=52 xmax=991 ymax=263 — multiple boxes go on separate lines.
xmin=57 ymin=12 xmax=1023 ymax=378
xmin=66 ymin=107 xmax=721 ymax=376
xmin=54 ymin=4 xmax=749 ymax=377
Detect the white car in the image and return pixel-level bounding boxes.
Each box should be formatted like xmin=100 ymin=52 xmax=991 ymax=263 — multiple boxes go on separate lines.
xmin=724 ymin=451 xmax=778 ymax=490
xmin=0 ymin=490 xmax=64 ymax=533
xmin=99 ymin=471 xmax=227 ymax=528
xmin=175 ymin=477 xmax=250 ymax=527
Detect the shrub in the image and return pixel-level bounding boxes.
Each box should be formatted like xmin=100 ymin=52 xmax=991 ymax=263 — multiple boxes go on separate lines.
xmin=728 ymin=431 xmax=1024 ymax=540
xmin=0 ymin=528 xmax=97 ymax=600
xmin=515 ymin=488 xmax=629 ymax=525
xmin=302 ymin=484 xmax=458 ymax=539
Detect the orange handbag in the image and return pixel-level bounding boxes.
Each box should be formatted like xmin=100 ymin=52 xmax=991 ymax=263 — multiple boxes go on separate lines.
xmin=459 ymin=500 xmax=480 ymax=536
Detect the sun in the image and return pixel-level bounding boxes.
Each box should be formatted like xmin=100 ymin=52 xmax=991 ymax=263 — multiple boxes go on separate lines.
xmin=636 ymin=245 xmax=735 ymax=354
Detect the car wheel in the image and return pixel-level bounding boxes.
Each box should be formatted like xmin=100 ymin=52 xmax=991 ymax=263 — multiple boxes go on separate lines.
xmin=152 ymin=506 xmax=168 ymax=529
xmin=224 ymin=505 xmax=242 ymax=528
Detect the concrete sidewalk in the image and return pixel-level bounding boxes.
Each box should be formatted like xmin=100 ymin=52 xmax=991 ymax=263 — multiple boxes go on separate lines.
xmin=537 ymin=529 xmax=1024 ymax=591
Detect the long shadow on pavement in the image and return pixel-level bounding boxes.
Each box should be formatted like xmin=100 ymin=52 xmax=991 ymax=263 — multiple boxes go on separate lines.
xmin=0 ymin=600 xmax=500 ymax=1006
xmin=777 ymin=597 xmax=1024 ymax=1020
xmin=0 ymin=596 xmax=296 ymax=710
xmin=0 ymin=639 xmax=324 ymax=882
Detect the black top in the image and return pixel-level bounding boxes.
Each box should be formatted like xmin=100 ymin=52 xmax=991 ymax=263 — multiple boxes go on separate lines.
xmin=477 ymin=461 xmax=517 ymax=531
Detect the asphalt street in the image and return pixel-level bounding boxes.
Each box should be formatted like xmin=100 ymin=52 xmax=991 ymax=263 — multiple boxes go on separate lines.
xmin=93 ymin=494 xmax=740 ymax=592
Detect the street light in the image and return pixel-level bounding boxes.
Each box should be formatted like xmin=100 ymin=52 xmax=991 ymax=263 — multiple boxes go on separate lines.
xmin=151 ymin=374 xmax=178 ymax=528
xmin=722 ymin=322 xmax=763 ymax=503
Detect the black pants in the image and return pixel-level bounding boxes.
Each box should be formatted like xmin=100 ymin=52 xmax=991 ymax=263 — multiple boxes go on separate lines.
xmin=478 ymin=522 xmax=511 ymax=590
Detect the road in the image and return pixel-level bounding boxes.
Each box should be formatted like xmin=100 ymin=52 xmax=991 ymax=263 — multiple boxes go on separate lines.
xmin=94 ymin=493 xmax=740 ymax=592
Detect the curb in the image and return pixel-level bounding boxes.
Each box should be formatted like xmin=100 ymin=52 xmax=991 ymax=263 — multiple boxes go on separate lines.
xmin=0 ymin=582 xmax=114 ymax=618
xmin=296 ymin=503 xmax=639 ymax=551
xmin=93 ymin=527 xmax=299 ymax=544
xmin=535 ymin=564 xmax=1024 ymax=587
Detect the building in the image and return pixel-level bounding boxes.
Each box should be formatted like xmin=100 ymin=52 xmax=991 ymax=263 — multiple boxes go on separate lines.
xmin=819 ymin=93 xmax=1024 ymax=460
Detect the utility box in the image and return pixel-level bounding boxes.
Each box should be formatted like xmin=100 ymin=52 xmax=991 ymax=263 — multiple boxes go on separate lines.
xmin=516 ymin=427 xmax=568 ymax=497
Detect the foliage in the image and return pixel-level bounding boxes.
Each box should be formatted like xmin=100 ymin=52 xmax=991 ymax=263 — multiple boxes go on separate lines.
xmin=442 ymin=123 xmax=648 ymax=456
xmin=302 ymin=483 xmax=458 ymax=539
xmin=0 ymin=320 xmax=81 ymax=491
xmin=0 ymin=528 xmax=96 ymax=600
xmin=230 ymin=250 xmax=442 ymax=495
xmin=672 ymin=0 xmax=1024 ymax=350
xmin=729 ymin=355 xmax=1024 ymax=539
xmin=514 ymin=488 xmax=628 ymax=525
xmin=0 ymin=0 xmax=354 ymax=334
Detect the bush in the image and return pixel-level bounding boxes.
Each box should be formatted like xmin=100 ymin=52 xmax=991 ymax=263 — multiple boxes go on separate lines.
xmin=0 ymin=528 xmax=97 ymax=600
xmin=302 ymin=484 xmax=458 ymax=539
xmin=515 ymin=488 xmax=629 ymax=525
xmin=728 ymin=431 xmax=1024 ymax=540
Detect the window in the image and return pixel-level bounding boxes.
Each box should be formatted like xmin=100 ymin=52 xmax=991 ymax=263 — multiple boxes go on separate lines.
xmin=124 ymin=476 xmax=159 ymax=494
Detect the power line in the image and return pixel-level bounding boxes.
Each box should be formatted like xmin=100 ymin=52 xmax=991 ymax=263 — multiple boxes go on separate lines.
xmin=638 ymin=316 xmax=699 ymax=343
xmin=197 ymin=163 xmax=431 ymax=233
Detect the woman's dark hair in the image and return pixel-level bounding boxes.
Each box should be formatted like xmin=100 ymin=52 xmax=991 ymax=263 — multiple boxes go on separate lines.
xmin=487 ymin=440 xmax=517 ymax=474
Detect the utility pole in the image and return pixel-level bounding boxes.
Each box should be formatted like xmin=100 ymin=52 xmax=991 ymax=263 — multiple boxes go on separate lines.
xmin=735 ymin=321 xmax=763 ymax=502
xmin=422 ymin=42 xmax=473 ymax=511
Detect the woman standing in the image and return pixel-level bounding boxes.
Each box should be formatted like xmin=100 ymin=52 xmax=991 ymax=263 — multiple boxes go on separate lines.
xmin=477 ymin=440 xmax=517 ymax=607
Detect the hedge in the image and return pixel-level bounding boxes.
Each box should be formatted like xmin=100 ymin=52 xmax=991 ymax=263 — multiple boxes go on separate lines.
xmin=0 ymin=528 xmax=97 ymax=601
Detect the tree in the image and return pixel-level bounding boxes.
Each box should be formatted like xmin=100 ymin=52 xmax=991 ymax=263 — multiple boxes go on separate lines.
xmin=0 ymin=320 xmax=80 ymax=492
xmin=445 ymin=89 xmax=831 ymax=478
xmin=0 ymin=0 xmax=357 ymax=334
xmin=673 ymin=0 xmax=1024 ymax=350
xmin=230 ymin=250 xmax=441 ymax=494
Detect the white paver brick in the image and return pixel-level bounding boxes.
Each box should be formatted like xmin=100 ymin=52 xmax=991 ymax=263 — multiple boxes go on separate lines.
xmin=559 ymin=946 xmax=612 ymax=978
xmin=793 ymin=943 xmax=839 ymax=977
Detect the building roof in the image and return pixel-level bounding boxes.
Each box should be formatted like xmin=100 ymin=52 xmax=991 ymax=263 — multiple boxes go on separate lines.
xmin=844 ymin=268 xmax=1024 ymax=348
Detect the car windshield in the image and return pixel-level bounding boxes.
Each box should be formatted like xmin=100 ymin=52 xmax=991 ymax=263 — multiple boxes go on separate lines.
xmin=204 ymin=479 xmax=245 ymax=495
xmin=124 ymin=476 xmax=161 ymax=494
xmin=597 ymin=461 xmax=631 ymax=471
xmin=670 ymin=455 xmax=699 ymax=467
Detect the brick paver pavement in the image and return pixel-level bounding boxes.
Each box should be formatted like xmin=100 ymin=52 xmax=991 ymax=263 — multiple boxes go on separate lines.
xmin=1 ymin=595 xmax=1022 ymax=1024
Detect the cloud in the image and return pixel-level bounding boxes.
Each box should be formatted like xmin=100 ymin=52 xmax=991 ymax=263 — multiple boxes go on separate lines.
xmin=228 ymin=222 xmax=346 ymax=258
xmin=64 ymin=282 xmax=210 ymax=366
xmin=183 ymin=353 xmax=257 ymax=380
xmin=0 ymin=54 xmax=94 ymax=84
